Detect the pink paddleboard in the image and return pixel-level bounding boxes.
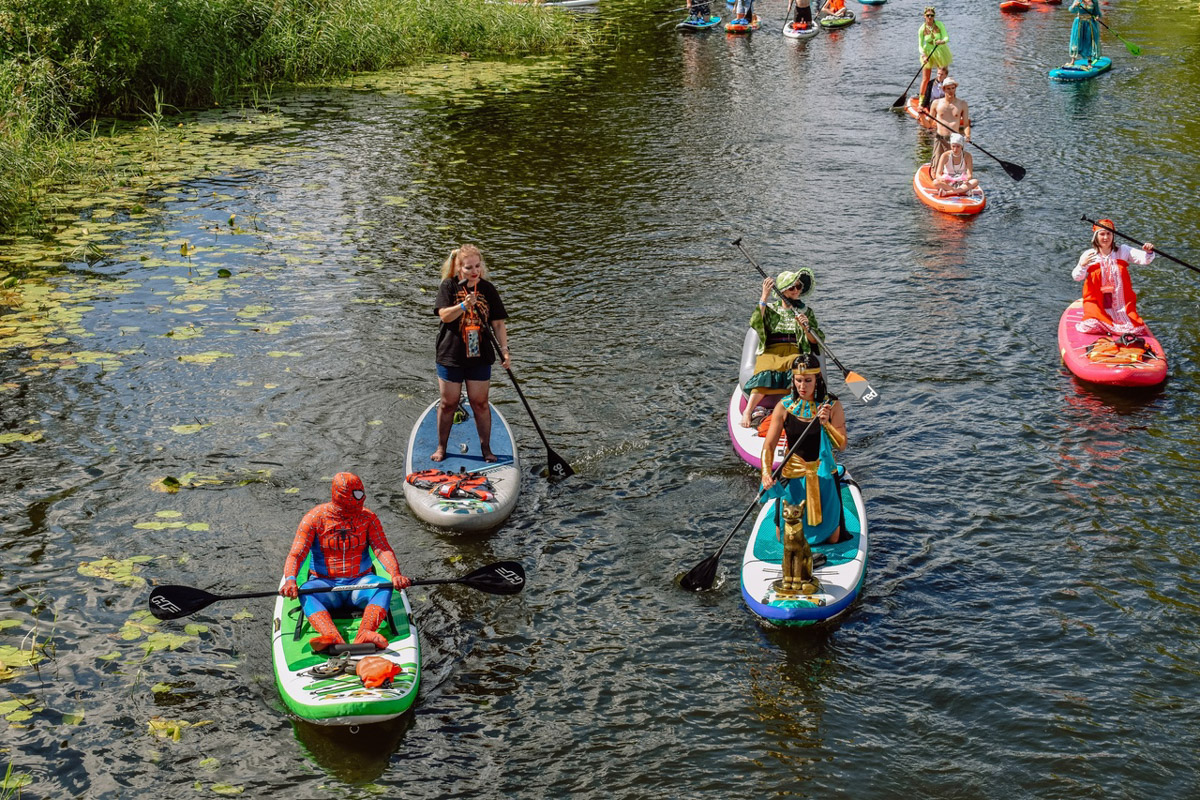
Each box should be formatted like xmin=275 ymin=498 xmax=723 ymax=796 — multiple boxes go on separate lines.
xmin=1057 ymin=299 xmax=1167 ymax=388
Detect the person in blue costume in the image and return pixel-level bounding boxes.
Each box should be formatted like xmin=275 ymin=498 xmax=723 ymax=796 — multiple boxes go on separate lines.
xmin=759 ymin=353 xmax=848 ymax=548
xmin=1065 ymin=0 xmax=1102 ymax=67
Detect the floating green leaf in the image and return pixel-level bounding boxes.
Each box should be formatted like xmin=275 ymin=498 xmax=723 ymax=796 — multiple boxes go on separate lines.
xmin=0 ymin=620 xmax=21 ymax=632
xmin=211 ymin=784 xmax=245 ymax=796
xmin=0 ymin=646 xmax=43 ymax=668
xmin=0 ymin=431 xmax=43 ymax=445
xmin=183 ymin=624 xmax=208 ymax=636
xmin=78 ymin=556 xmax=152 ymax=587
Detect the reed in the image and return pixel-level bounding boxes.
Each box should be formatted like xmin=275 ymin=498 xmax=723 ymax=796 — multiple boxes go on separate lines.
xmin=0 ymin=0 xmax=592 ymax=232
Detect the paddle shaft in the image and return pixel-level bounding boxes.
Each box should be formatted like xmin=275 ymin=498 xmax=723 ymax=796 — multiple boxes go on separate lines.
xmin=1082 ymin=217 xmax=1199 ymax=275
xmin=707 ymin=411 xmax=823 ymax=561
xmin=216 ymin=575 xmax=473 ymax=604
xmin=892 ymin=43 xmax=941 ymax=108
xmin=732 ymin=238 xmax=873 ymax=397
xmin=1096 ymin=17 xmax=1141 ymax=54
xmin=479 ymin=315 xmax=575 ymax=478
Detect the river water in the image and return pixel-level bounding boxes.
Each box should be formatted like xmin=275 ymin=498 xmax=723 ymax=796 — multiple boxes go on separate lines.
xmin=2 ymin=0 xmax=1198 ymax=796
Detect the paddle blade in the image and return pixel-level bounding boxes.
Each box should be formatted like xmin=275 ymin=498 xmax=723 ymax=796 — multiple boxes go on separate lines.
xmin=1000 ymin=159 xmax=1027 ymax=182
xmin=842 ymin=371 xmax=880 ymax=405
xmin=680 ymin=554 xmax=720 ymax=592
xmin=148 ymin=585 xmax=220 ymax=620
xmin=547 ymin=448 xmax=575 ymax=480
xmin=890 ymin=92 xmax=908 ymax=110
xmin=1126 ymin=41 xmax=1142 ymax=56
xmin=462 ymin=561 xmax=526 ymax=595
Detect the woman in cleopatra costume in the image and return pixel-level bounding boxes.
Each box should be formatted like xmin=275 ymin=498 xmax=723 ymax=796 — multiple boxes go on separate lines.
xmin=739 ymin=269 xmax=824 ymax=428
xmin=759 ymin=354 xmax=847 ymax=594
xmin=759 ymin=354 xmax=848 ymax=545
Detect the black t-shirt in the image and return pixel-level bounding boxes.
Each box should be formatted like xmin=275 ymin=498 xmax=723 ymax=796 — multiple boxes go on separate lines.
xmin=434 ymin=278 xmax=508 ymax=367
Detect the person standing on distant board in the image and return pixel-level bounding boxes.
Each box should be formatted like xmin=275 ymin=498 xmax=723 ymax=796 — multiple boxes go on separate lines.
xmin=918 ymin=7 xmax=952 ymax=108
xmin=1065 ymin=0 xmax=1102 ymax=67
xmin=432 ymin=245 xmax=511 ymax=464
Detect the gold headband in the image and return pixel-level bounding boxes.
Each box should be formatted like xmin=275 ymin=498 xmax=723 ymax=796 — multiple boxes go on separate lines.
xmin=792 ymin=367 xmax=821 ymax=376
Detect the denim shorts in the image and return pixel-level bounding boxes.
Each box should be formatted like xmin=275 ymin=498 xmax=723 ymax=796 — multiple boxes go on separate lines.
xmin=436 ymin=362 xmax=492 ymax=383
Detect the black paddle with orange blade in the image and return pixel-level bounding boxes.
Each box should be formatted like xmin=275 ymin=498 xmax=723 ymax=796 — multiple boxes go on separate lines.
xmin=147 ymin=561 xmax=526 ymax=621
xmin=732 ymin=238 xmax=879 ymax=406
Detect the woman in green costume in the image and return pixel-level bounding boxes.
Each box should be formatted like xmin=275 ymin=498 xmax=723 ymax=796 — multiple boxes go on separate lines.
xmin=918 ymin=7 xmax=952 ymax=111
xmin=739 ymin=269 xmax=823 ymax=428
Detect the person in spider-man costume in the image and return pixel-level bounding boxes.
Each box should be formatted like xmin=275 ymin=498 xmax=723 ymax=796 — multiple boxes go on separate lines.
xmin=280 ymin=473 xmax=411 ymax=651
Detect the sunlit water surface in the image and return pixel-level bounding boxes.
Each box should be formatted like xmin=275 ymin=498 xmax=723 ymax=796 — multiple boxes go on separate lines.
xmin=1 ymin=0 xmax=1198 ymax=796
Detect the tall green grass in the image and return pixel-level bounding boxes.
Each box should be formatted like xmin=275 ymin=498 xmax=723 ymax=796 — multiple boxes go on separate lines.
xmin=0 ymin=0 xmax=592 ymax=232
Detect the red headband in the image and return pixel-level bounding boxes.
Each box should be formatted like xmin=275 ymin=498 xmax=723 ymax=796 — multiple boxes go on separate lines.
xmin=1093 ymin=218 xmax=1114 ymax=233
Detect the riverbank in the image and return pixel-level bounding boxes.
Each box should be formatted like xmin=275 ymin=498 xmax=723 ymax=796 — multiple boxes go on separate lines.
xmin=0 ymin=0 xmax=594 ymax=233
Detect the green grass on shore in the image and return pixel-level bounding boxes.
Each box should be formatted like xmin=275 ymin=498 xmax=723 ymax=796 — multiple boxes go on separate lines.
xmin=0 ymin=0 xmax=593 ymax=231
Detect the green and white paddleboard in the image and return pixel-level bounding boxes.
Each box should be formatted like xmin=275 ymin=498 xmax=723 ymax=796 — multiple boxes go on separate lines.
xmin=272 ymin=555 xmax=420 ymax=725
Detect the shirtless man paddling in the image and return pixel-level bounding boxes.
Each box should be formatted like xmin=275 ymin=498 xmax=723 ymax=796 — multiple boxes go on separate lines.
xmin=921 ymin=76 xmax=971 ymax=172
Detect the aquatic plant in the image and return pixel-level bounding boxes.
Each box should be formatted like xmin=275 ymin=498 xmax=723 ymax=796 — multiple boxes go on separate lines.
xmin=0 ymin=0 xmax=592 ymax=232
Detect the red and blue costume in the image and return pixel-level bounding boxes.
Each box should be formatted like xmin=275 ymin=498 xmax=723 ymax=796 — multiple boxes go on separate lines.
xmin=281 ymin=473 xmax=410 ymax=650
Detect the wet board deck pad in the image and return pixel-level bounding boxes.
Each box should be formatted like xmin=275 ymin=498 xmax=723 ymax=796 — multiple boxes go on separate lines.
xmin=819 ymin=11 xmax=855 ymax=27
xmin=913 ymin=163 xmax=986 ymax=215
xmin=403 ymin=398 xmax=521 ymax=532
xmin=1057 ymin=299 xmax=1167 ymax=387
xmin=783 ymin=20 xmax=821 ymax=37
xmin=1049 ymin=56 xmax=1112 ymax=82
xmin=272 ymin=554 xmax=420 ymax=725
xmin=741 ymin=468 xmax=869 ymax=626
xmin=678 ymin=14 xmax=722 ymax=28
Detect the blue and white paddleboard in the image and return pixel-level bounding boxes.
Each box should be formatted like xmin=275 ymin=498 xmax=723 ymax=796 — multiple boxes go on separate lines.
xmin=740 ymin=468 xmax=868 ymax=627
xmin=403 ymin=398 xmax=521 ymax=532
xmin=1049 ymin=56 xmax=1112 ymax=82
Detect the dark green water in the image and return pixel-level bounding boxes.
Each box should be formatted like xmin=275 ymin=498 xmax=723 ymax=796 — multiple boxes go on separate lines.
xmin=1 ymin=0 xmax=1199 ymax=796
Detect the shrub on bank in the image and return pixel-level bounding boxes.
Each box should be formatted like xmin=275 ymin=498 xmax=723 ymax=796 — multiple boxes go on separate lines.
xmin=0 ymin=0 xmax=588 ymax=230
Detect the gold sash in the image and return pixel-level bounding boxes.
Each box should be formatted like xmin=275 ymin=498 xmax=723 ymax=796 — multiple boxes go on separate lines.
xmin=779 ymin=458 xmax=822 ymax=527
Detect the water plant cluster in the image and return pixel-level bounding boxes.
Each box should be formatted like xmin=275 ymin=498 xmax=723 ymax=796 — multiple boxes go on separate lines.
xmin=0 ymin=0 xmax=590 ymax=231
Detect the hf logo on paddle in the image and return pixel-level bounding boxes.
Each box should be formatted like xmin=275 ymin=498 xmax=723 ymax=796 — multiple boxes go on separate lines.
xmin=150 ymin=594 xmax=181 ymax=615
xmin=496 ymin=566 xmax=524 ymax=587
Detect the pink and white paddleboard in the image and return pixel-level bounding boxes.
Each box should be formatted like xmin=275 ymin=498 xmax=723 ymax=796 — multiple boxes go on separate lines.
xmin=1057 ymin=299 xmax=1167 ymax=388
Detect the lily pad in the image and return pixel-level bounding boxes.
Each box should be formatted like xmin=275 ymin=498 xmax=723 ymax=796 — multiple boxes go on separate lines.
xmin=0 ymin=646 xmax=43 ymax=668
xmin=78 ymin=556 xmax=152 ymax=587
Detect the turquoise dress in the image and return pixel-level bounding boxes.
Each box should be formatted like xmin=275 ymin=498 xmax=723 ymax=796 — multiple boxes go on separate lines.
xmin=761 ymin=395 xmax=842 ymax=545
xmin=1068 ymin=0 xmax=1101 ymax=61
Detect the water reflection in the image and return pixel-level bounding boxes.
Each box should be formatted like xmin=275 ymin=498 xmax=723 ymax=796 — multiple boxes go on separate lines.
xmin=292 ymin=716 xmax=413 ymax=784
